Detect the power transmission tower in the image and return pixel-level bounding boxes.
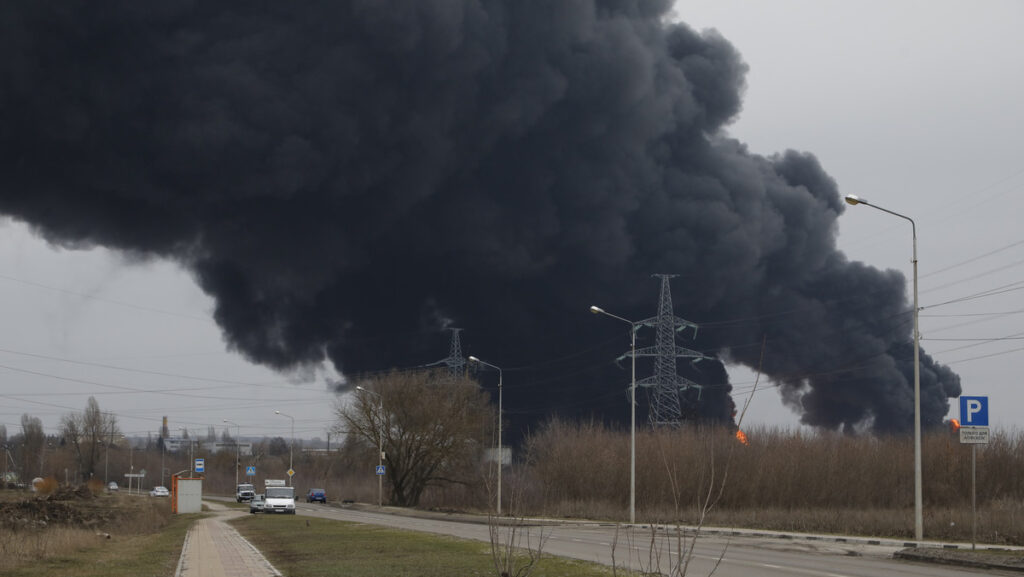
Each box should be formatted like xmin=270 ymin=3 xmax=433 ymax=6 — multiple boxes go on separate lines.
xmin=628 ymin=274 xmax=708 ymax=427
xmin=426 ymin=327 xmax=471 ymax=378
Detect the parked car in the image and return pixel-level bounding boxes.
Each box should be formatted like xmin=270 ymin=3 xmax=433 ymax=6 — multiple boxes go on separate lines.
xmin=150 ymin=486 xmax=170 ymax=497
xmin=249 ymin=494 xmax=265 ymax=514
xmin=107 ymin=482 xmax=119 ymax=492
xmin=306 ymin=488 xmax=326 ymax=503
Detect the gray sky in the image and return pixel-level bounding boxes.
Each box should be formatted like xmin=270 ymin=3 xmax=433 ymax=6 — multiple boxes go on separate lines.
xmin=2 ymin=0 xmax=1022 ymax=439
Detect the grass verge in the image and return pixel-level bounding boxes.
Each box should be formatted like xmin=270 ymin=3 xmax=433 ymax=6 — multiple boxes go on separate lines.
xmin=232 ymin=514 xmax=623 ymax=577
xmin=1 ymin=503 xmax=200 ymax=577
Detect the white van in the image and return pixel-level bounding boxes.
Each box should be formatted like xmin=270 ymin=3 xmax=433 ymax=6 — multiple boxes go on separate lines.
xmin=263 ymin=479 xmax=296 ymax=514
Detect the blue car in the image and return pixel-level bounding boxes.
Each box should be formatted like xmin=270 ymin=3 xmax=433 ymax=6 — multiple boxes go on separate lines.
xmin=306 ymin=488 xmax=326 ymax=503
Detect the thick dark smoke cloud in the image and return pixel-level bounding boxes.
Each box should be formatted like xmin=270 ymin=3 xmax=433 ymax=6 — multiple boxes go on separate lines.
xmin=0 ymin=0 xmax=960 ymax=434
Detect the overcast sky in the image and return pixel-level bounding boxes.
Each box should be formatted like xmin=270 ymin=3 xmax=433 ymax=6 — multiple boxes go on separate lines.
xmin=2 ymin=1 xmax=1022 ymax=441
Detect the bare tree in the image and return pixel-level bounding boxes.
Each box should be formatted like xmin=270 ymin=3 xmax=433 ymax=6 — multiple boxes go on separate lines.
xmin=337 ymin=369 xmax=492 ymax=507
xmin=60 ymin=397 xmax=118 ymax=482
xmin=20 ymin=414 xmax=45 ymax=479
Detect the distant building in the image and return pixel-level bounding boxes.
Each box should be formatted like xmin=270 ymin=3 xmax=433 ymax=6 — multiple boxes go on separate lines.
xmin=161 ymin=437 xmax=196 ymax=453
xmin=161 ymin=436 xmax=253 ymax=456
xmin=203 ymin=441 xmax=253 ymax=456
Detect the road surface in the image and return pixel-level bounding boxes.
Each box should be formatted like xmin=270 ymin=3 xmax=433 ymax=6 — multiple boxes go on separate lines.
xmin=288 ymin=502 xmax=1014 ymax=576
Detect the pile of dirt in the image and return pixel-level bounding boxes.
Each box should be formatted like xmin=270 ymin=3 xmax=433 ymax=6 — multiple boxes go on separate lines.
xmin=0 ymin=489 xmax=119 ymax=532
xmin=45 ymin=484 xmax=96 ymax=502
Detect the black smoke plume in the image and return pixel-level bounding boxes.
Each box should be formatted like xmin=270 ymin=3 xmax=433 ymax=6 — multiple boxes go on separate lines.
xmin=0 ymin=0 xmax=960 ymax=435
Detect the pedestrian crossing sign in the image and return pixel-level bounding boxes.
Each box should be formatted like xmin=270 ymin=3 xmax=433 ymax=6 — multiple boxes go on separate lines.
xmin=376 ymin=465 xmax=386 ymax=475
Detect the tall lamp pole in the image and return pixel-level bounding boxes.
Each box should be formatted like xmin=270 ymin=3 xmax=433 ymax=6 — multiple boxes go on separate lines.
xmin=844 ymin=194 xmax=923 ymax=541
xmin=274 ymin=411 xmax=295 ymax=486
xmin=590 ymin=305 xmax=637 ymax=524
xmin=468 ymin=356 xmax=504 ymax=516
xmin=356 ymin=386 xmax=385 ymax=507
xmin=223 ymin=419 xmax=240 ymax=488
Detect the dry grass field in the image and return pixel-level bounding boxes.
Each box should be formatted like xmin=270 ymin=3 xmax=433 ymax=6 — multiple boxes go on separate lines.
xmin=408 ymin=421 xmax=1024 ymax=545
xmin=0 ymin=481 xmax=191 ymax=577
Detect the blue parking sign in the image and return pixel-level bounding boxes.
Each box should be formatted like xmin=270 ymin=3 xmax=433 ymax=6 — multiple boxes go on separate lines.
xmin=960 ymin=396 xmax=989 ymax=427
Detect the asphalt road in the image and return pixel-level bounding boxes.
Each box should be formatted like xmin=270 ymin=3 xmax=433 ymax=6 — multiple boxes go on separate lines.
xmin=288 ymin=502 xmax=1014 ymax=576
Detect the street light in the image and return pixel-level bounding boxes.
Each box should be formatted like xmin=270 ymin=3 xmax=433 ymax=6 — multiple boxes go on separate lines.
xmin=468 ymin=356 xmax=504 ymax=517
xmin=844 ymin=194 xmax=923 ymax=541
xmin=590 ymin=305 xmax=637 ymax=524
xmin=274 ymin=410 xmax=295 ymax=486
xmin=223 ymin=419 xmax=240 ymax=488
xmin=356 ymin=386 xmax=385 ymax=508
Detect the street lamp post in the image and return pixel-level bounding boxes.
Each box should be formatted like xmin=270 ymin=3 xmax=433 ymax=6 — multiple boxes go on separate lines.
xmin=274 ymin=411 xmax=295 ymax=486
xmin=590 ymin=305 xmax=637 ymax=525
xmin=844 ymin=194 xmax=923 ymax=541
xmin=356 ymin=386 xmax=385 ymax=508
xmin=468 ymin=356 xmax=504 ymax=517
xmin=223 ymin=419 xmax=240 ymax=488
xmin=104 ymin=419 xmax=114 ymax=485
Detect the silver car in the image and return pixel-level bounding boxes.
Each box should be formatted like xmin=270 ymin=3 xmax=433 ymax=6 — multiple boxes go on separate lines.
xmin=249 ymin=494 xmax=265 ymax=514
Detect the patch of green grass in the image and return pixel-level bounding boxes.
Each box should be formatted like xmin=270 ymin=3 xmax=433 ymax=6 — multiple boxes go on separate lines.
xmin=232 ymin=515 xmax=621 ymax=577
xmin=2 ymin=512 xmax=201 ymax=577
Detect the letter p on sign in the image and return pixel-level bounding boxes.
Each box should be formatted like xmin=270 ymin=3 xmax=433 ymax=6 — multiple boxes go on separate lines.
xmin=959 ymin=396 xmax=989 ymax=427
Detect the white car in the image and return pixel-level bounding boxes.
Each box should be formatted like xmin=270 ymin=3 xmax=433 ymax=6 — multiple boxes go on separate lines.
xmin=150 ymin=486 xmax=170 ymax=497
xmin=107 ymin=481 xmax=119 ymax=492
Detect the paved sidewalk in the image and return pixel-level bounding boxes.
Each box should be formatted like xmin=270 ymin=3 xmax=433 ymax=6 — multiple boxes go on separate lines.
xmin=176 ymin=502 xmax=281 ymax=577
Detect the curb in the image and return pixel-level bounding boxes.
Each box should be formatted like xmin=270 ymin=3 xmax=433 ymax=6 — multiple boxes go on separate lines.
xmin=893 ymin=548 xmax=1024 ymax=572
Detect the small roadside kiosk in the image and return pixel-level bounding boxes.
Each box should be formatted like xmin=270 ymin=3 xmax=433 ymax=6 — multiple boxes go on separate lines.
xmin=171 ymin=468 xmax=204 ymax=514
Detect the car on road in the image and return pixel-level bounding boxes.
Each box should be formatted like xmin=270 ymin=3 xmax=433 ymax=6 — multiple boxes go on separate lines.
xmin=107 ymin=482 xmax=119 ymax=492
xmin=306 ymin=488 xmax=326 ymax=503
xmin=249 ymin=494 xmax=265 ymax=514
xmin=150 ymin=486 xmax=170 ymax=497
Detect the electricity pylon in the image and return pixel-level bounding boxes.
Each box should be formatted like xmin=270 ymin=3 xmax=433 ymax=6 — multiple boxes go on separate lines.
xmin=628 ymin=274 xmax=708 ymax=426
xmin=426 ymin=327 xmax=471 ymax=378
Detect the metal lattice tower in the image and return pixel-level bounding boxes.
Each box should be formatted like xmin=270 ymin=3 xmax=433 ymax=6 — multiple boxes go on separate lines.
xmin=629 ymin=274 xmax=708 ymax=427
xmin=425 ymin=327 xmax=471 ymax=378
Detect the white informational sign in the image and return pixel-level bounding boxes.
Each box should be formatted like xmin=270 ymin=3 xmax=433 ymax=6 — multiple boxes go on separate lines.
xmin=195 ymin=458 xmax=205 ymax=473
xmin=960 ymin=426 xmax=990 ymax=445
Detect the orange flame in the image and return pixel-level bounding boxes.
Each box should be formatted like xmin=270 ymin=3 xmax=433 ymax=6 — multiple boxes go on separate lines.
xmin=736 ymin=430 xmax=749 ymax=445
xmin=950 ymin=419 xmax=961 ymax=432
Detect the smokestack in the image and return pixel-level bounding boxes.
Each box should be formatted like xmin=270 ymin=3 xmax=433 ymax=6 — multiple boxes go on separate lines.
xmin=0 ymin=1 xmax=959 ymax=434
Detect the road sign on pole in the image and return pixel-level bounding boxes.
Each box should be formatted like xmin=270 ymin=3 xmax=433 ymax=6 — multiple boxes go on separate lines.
xmin=959 ymin=396 xmax=990 ymax=445
xmin=960 ymin=396 xmax=989 ymax=427
xmin=959 ymin=427 xmax=990 ymax=444
xmin=376 ymin=465 xmax=386 ymax=476
xmin=195 ymin=458 xmax=205 ymax=473
xmin=246 ymin=466 xmax=256 ymax=477
xmin=959 ymin=395 xmax=990 ymax=550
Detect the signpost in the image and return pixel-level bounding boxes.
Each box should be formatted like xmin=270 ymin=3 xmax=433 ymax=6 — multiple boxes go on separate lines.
xmin=959 ymin=395 xmax=989 ymax=550
xmin=246 ymin=466 xmax=256 ymax=477
xmin=195 ymin=458 xmax=205 ymax=474
xmin=124 ymin=472 xmax=145 ymax=495
xmin=376 ymin=465 xmax=386 ymax=476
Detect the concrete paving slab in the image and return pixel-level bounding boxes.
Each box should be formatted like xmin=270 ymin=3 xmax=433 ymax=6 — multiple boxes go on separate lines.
xmin=176 ymin=502 xmax=280 ymax=577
